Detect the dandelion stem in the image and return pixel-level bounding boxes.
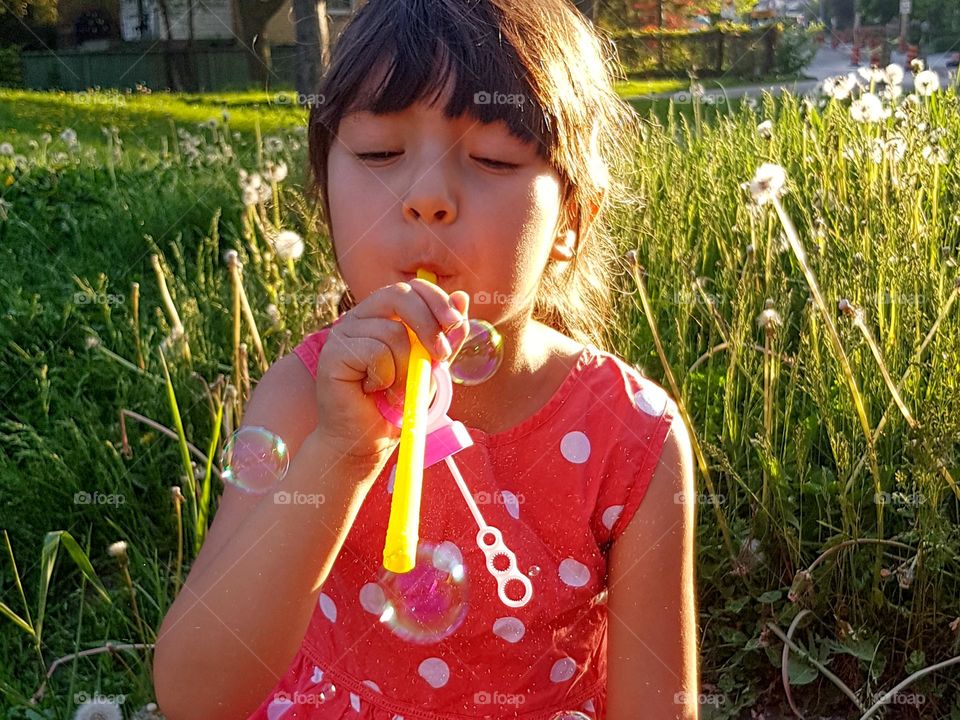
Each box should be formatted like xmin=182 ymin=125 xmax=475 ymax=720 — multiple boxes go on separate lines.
xmin=131 ymin=281 xmax=144 ymax=370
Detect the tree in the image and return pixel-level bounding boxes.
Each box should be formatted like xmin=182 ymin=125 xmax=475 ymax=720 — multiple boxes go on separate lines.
xmin=0 ymin=0 xmax=56 ymax=24
xmin=291 ymin=0 xmax=330 ymax=103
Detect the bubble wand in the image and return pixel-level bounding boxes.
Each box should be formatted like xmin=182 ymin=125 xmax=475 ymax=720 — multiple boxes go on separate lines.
xmin=382 ymin=268 xmax=437 ymax=574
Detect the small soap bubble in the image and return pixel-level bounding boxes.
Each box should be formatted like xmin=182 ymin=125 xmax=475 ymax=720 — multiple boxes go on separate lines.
xmin=220 ymin=426 xmax=289 ymax=494
xmin=377 ymin=540 xmax=469 ymax=644
xmin=528 ymin=565 xmax=541 ymax=578
xmin=550 ymin=713 xmax=592 ymax=720
xmin=449 ymin=319 xmax=503 ymax=386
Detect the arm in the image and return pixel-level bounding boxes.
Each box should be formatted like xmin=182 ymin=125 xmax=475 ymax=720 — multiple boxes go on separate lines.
xmin=153 ymin=356 xmax=388 ymax=719
xmin=606 ymin=415 xmax=699 ymax=720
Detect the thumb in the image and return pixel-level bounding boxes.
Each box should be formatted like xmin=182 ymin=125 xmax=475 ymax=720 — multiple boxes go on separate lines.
xmin=449 ymin=290 xmax=470 ymax=318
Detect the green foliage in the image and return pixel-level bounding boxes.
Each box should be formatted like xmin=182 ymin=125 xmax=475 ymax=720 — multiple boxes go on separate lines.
xmin=1 ymin=84 xmax=960 ymax=716
xmin=0 ymin=46 xmax=22 ymax=89
xmin=774 ymin=22 xmax=821 ymax=76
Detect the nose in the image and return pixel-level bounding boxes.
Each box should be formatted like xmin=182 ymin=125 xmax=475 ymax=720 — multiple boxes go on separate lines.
xmin=402 ymin=163 xmax=458 ymax=225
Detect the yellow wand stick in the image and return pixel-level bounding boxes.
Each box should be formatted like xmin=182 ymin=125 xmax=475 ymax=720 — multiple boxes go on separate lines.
xmin=382 ymin=268 xmax=437 ymax=573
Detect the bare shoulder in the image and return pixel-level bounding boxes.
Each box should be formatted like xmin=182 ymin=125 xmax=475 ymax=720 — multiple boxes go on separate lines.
xmin=185 ymin=352 xmax=319 ymax=580
xmin=610 ymin=415 xmax=694 ymax=567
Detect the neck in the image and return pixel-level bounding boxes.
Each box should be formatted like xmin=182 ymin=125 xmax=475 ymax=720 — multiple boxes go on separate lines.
xmin=446 ymin=310 xmax=559 ymax=433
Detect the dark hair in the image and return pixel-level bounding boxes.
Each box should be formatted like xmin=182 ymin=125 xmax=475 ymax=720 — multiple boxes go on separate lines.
xmin=308 ymin=0 xmax=639 ymax=351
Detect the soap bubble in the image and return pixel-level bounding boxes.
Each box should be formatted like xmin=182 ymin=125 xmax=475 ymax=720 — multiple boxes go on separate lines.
xmin=377 ymin=540 xmax=469 ymax=644
xmin=528 ymin=565 xmax=541 ymax=578
xmin=220 ymin=426 xmax=289 ymax=494
xmin=549 ymin=713 xmax=592 ymax=720
xmin=449 ymin=319 xmax=503 ymax=386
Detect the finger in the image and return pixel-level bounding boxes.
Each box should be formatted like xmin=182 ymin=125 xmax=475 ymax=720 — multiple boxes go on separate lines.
xmin=324 ymin=331 xmax=396 ymax=393
xmin=337 ymin=317 xmax=411 ymax=401
xmin=355 ymin=283 xmax=458 ymax=361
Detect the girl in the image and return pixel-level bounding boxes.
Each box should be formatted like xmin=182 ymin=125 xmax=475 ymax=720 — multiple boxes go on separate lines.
xmin=153 ymin=1 xmax=699 ymax=718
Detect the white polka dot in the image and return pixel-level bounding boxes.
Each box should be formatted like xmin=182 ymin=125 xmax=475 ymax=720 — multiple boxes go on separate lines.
xmin=418 ymin=657 xmax=450 ymax=688
xmin=350 ymin=692 xmax=361 ymax=712
xmin=267 ymin=696 xmax=293 ymax=720
xmin=432 ymin=541 xmax=463 ymax=571
xmin=559 ymin=558 xmax=591 ymax=587
xmin=362 ymin=679 xmax=381 ymax=693
xmin=492 ymin=616 xmax=526 ymax=643
xmin=583 ymin=698 xmax=596 ymax=712
xmin=634 ymin=384 xmax=669 ymax=417
xmin=500 ymin=490 xmax=521 ymax=519
xmin=359 ymin=583 xmax=386 ymax=615
xmin=310 ymin=665 xmax=324 ymax=684
xmin=387 ymin=465 xmax=396 ymax=494
xmin=601 ymin=505 xmax=624 ymax=531
xmin=550 ymin=656 xmax=577 ymax=683
xmin=319 ymin=593 xmax=337 ymax=622
xmin=560 ymin=431 xmax=591 ymax=464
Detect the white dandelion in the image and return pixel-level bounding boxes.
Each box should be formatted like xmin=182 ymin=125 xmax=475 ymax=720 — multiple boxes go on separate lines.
xmin=922 ymin=145 xmax=949 ymax=165
xmin=884 ymin=63 xmax=905 ymax=86
xmin=271 ymin=230 xmax=305 ymax=261
xmin=914 ymin=70 xmax=940 ymax=96
xmin=910 ymin=58 xmax=924 ymax=74
xmin=850 ymin=93 xmax=889 ymax=123
xmin=747 ymin=163 xmax=787 ymax=206
xmin=73 ymin=698 xmax=123 ymax=720
xmin=757 ymin=120 xmax=774 ymax=139
xmin=264 ymin=160 xmax=288 ymax=183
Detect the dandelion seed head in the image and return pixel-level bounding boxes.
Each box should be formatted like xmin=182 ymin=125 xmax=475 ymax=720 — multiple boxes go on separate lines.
xmin=910 ymin=58 xmax=924 ymax=74
xmin=271 ymin=230 xmax=305 ymax=261
xmin=264 ymin=160 xmax=288 ymax=183
xmin=73 ymin=698 xmax=123 ymax=720
xmin=0 ymin=142 xmax=13 ymax=156
xmin=107 ymin=541 xmax=128 ymax=559
xmin=850 ymin=93 xmax=889 ymax=123
xmin=85 ymin=335 xmax=100 ymax=349
xmin=223 ymin=249 xmax=239 ymax=266
xmin=757 ymin=120 xmax=774 ymax=139
xmin=884 ymin=63 xmax=905 ymax=86
xmin=914 ymin=70 xmax=940 ymax=96
xmin=748 ymin=163 xmax=787 ymax=206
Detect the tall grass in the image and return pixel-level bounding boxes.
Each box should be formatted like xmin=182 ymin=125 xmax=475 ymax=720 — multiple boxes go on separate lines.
xmin=0 ymin=80 xmax=958 ymax=718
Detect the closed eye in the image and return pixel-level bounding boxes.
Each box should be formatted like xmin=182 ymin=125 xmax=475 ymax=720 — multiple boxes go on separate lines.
xmin=355 ymin=151 xmax=401 ymax=162
xmin=473 ymin=156 xmax=519 ymax=170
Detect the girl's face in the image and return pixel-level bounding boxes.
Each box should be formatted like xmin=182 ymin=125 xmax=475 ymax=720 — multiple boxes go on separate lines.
xmin=326 ymin=74 xmax=570 ymax=325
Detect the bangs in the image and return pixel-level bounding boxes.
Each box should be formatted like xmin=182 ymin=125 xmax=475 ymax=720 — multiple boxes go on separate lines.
xmin=313 ymin=0 xmax=554 ymax=157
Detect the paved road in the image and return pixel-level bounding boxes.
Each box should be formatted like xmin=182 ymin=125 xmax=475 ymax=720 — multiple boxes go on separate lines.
xmin=624 ymin=43 xmax=957 ymax=103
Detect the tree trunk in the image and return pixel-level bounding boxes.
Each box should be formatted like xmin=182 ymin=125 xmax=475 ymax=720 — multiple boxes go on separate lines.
xmin=155 ymin=0 xmax=183 ymax=90
xmin=234 ymin=0 xmax=287 ymax=86
xmin=292 ymin=0 xmax=329 ymax=104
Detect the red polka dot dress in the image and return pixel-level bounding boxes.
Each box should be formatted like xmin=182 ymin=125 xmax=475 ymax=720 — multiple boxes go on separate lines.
xmin=244 ymin=322 xmax=677 ymax=720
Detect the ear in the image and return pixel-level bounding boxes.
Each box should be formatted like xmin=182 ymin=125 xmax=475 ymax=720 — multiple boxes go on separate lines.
xmin=549 ymin=189 xmax=605 ymax=262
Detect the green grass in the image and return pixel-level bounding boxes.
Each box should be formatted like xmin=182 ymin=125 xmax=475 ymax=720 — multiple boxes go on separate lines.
xmin=1 ymin=87 xmax=960 ymax=719
xmin=614 ymin=74 xmax=809 ymax=98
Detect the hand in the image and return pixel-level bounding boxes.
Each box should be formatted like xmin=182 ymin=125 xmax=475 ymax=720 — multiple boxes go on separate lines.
xmin=314 ymin=280 xmax=470 ymax=464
